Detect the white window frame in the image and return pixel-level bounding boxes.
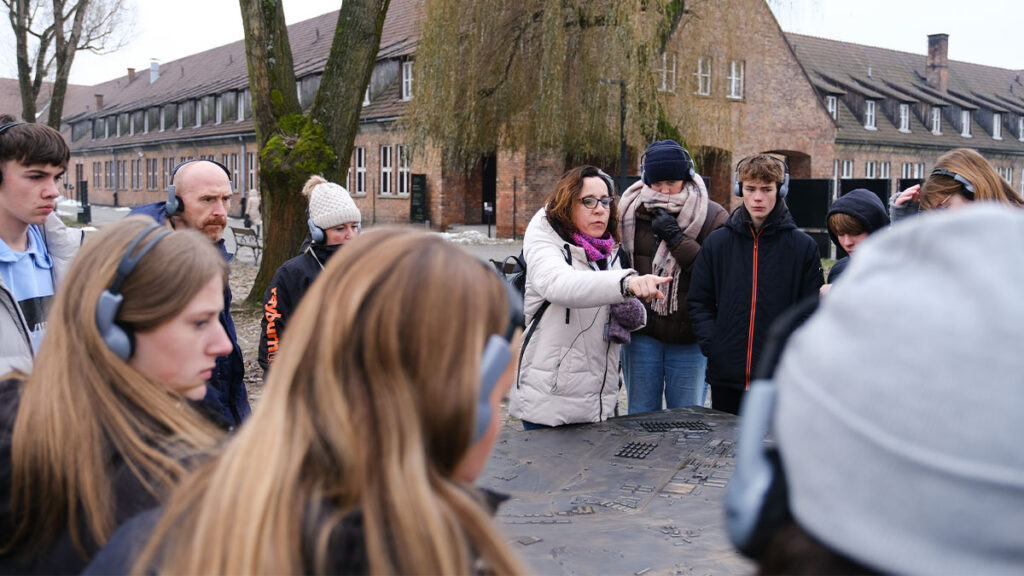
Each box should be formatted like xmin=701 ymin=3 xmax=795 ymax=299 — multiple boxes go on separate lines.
xmin=656 ymin=52 xmax=677 ymax=93
xmin=363 ymin=87 xmax=371 ymax=106
xmin=379 ymin=145 xmax=393 ymax=195
xmin=865 ymin=161 xmax=877 ymax=179
xmin=1019 ymin=117 xmax=1024 ymax=141
xmin=401 ymin=61 xmax=414 ymax=101
xmin=246 ymin=152 xmax=256 ymax=190
xmin=397 ymin=145 xmax=410 ymax=195
xmin=215 ymin=96 xmax=223 ymax=124
xmin=898 ymin=103 xmax=910 ymax=132
xmin=1003 ymin=166 xmax=1012 ymax=185
xmin=826 ymin=95 xmax=837 ymax=119
xmin=177 ymin=105 xmax=183 ymax=130
xmin=901 ymin=163 xmax=912 ymax=179
xmin=993 ymin=113 xmax=1002 ymax=139
xmin=194 ymin=100 xmax=202 ymax=128
xmin=355 ymin=147 xmax=366 ymax=195
xmin=961 ymin=109 xmax=972 ymax=137
xmin=880 ymin=161 xmax=890 ymax=179
xmin=694 ymin=57 xmax=711 ymax=96
xmin=932 ymin=107 xmax=942 ymax=134
xmin=913 ymin=162 xmax=925 ymax=179
xmin=237 ymin=90 xmax=248 ymax=122
xmin=727 ymin=60 xmax=744 ymax=100
xmin=865 ymin=101 xmax=877 ymax=130
xmin=841 ymin=160 xmax=853 ymax=179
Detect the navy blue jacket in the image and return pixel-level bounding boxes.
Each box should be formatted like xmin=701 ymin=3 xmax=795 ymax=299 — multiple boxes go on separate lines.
xmin=826 ymin=188 xmax=890 ymax=284
xmin=129 ymin=203 xmax=250 ymax=426
xmin=687 ymin=201 xmax=823 ymax=391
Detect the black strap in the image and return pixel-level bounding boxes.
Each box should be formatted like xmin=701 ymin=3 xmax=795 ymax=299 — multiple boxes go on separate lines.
xmin=515 ymin=300 xmax=550 ymax=389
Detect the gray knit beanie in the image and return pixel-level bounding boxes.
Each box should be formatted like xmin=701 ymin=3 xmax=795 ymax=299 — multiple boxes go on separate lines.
xmin=773 ymin=204 xmax=1024 ymax=575
xmin=306 ymin=180 xmax=360 ymax=230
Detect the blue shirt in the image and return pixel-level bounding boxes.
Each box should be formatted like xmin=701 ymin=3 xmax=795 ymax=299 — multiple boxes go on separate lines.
xmin=0 ymin=225 xmax=55 ymax=352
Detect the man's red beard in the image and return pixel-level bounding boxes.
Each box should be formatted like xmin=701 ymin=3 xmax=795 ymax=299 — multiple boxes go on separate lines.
xmin=200 ymin=214 xmax=228 ymax=241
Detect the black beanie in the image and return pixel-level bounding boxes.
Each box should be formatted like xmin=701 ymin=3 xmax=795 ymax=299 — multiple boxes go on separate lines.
xmin=642 ymin=140 xmax=693 ymax=185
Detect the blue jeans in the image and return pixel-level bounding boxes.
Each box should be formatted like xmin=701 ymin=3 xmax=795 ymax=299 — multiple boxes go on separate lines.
xmin=622 ymin=334 xmax=707 ymax=414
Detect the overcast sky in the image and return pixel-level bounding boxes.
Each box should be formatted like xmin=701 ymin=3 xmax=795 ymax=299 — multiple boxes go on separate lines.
xmin=0 ymin=0 xmax=1020 ymax=87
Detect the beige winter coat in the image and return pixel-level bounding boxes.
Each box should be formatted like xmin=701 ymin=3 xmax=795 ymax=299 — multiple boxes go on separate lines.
xmin=509 ymin=208 xmax=639 ymax=426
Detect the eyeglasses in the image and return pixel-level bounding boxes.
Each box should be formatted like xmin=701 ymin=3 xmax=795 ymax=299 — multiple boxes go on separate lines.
xmin=580 ymin=196 xmax=614 ymax=210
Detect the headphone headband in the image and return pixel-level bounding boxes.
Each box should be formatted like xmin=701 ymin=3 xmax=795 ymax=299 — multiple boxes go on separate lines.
xmin=930 ymin=168 xmax=976 ymax=200
xmin=734 ymin=155 xmax=790 ymax=198
xmin=0 ymin=122 xmax=26 ymax=136
xmin=166 ymin=159 xmax=232 ymax=217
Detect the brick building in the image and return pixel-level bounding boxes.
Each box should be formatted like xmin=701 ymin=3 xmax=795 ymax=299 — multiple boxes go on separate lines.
xmin=12 ymin=0 xmax=1022 ymax=236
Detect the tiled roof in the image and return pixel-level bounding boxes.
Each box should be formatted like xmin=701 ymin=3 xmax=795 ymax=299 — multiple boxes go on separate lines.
xmin=0 ymin=78 xmax=90 ymax=121
xmin=60 ymin=0 xmax=423 ymax=133
xmin=361 ymin=76 xmax=409 ymax=122
xmin=786 ymin=32 xmax=1024 ymax=153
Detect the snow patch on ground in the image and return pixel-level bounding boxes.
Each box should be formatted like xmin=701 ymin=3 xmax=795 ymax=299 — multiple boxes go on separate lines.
xmin=439 ymin=230 xmax=518 ymax=246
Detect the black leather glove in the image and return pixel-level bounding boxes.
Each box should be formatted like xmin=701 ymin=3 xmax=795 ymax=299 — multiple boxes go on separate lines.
xmin=650 ymin=209 xmax=684 ymax=247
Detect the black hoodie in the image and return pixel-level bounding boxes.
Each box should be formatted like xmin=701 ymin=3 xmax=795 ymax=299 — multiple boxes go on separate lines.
xmin=826 ymin=188 xmax=890 ymax=283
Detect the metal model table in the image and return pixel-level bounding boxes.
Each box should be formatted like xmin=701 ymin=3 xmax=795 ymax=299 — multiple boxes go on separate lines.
xmin=480 ymin=406 xmax=754 ymax=575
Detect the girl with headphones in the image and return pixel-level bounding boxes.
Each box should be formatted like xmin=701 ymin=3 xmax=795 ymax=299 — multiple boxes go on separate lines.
xmin=258 ymin=175 xmax=360 ymax=378
xmin=0 ymin=216 xmax=231 ymax=572
xmin=890 ymin=147 xmax=1024 ymax=219
xmin=89 ymin=229 xmax=526 ymax=574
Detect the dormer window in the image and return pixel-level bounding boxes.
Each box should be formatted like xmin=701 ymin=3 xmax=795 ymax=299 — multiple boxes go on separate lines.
xmin=932 ymin=107 xmax=942 ymax=134
xmin=961 ymin=110 xmax=971 ymax=137
xmin=865 ymin=100 xmax=877 ymax=130
xmin=1019 ymin=117 xmax=1024 ymax=141
xmin=993 ymin=113 xmax=1001 ymax=139
xmin=363 ymin=86 xmax=371 ymax=106
xmin=401 ymin=60 xmax=414 ymax=100
xmin=826 ymin=95 xmax=837 ymax=120
xmin=898 ymin=103 xmax=910 ymax=132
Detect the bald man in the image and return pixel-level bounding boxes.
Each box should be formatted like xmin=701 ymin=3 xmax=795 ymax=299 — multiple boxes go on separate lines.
xmin=131 ymin=159 xmax=249 ymax=428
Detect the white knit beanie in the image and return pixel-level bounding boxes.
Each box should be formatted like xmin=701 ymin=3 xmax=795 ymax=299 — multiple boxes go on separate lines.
xmin=774 ymin=204 xmax=1024 ymax=575
xmin=306 ymin=180 xmax=360 ymax=230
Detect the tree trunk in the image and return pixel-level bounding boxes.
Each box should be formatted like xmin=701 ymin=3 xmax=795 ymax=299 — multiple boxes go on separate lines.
xmin=47 ymin=0 xmax=89 ymax=129
xmin=312 ymin=0 xmax=391 ymax=183
xmin=8 ymin=0 xmax=40 ymax=121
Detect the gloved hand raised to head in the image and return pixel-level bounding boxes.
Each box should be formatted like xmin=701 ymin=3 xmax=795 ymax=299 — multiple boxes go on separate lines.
xmin=650 ymin=209 xmax=685 ymax=247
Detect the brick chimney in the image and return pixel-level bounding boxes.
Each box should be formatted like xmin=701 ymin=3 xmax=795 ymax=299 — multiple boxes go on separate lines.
xmin=927 ymin=33 xmax=949 ymax=92
xmin=150 ymin=59 xmax=160 ymax=84
xmin=94 ymin=94 xmax=104 ymax=110
xmin=127 ymin=67 xmax=136 ymax=82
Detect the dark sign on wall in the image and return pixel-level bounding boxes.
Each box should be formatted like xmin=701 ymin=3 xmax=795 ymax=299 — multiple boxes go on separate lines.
xmin=840 ymin=178 xmax=891 ymax=209
xmin=410 ymin=174 xmax=427 ymax=223
xmin=786 ymin=178 xmax=833 ymax=259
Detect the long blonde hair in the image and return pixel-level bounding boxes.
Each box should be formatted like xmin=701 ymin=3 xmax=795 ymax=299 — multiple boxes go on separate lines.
xmin=920 ymin=148 xmax=1024 ymax=209
xmin=4 ymin=216 xmax=225 ymax=559
xmin=139 ymin=228 xmax=524 ymax=574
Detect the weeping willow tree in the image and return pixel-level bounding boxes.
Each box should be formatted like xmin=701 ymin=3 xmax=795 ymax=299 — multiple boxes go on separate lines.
xmin=406 ymin=0 xmax=689 ymax=169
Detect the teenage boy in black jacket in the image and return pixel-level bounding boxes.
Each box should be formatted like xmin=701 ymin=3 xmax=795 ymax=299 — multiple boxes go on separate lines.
xmin=686 ymin=155 xmax=822 ymax=414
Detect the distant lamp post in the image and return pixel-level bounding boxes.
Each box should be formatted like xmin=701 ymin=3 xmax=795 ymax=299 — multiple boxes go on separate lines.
xmin=600 ymin=78 xmax=628 ymax=194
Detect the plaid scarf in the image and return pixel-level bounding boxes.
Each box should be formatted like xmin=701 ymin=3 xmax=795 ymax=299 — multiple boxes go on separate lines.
xmin=618 ymin=178 xmax=709 ymax=315
xmin=571 ymin=231 xmax=615 ymax=262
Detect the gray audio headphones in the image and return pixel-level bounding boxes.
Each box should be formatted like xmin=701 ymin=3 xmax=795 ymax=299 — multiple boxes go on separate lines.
xmin=476 ymin=269 xmax=525 ymax=441
xmin=165 ymin=159 xmax=232 ymax=217
xmin=733 ymin=155 xmax=790 ymax=198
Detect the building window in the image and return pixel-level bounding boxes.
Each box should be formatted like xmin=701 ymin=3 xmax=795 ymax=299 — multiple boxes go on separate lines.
xmin=93 ymin=162 xmax=101 ymax=189
xmin=118 ymin=160 xmax=127 ymax=190
xmin=401 ymin=60 xmax=414 ymax=101
xmin=655 ymin=52 xmax=676 ymax=93
xmin=363 ymin=87 xmax=371 ymax=106
xmin=397 ymin=145 xmax=410 ymax=194
xmin=865 ymin=101 xmax=877 ymax=130
xmin=230 ymin=154 xmax=239 ymax=190
xmin=913 ymin=162 xmax=925 ymax=179
xmin=880 ymin=161 xmax=890 ymax=179
xmin=993 ymin=113 xmax=1002 ymax=139
xmin=961 ymin=110 xmax=971 ymax=137
xmin=694 ymin=57 xmax=711 ymax=96
xmin=898 ymin=103 xmax=910 ymax=132
xmin=932 ymin=107 xmax=942 ymax=134
xmin=1003 ymin=166 xmax=1013 ymax=185
xmin=237 ymin=90 xmax=249 ymax=122
xmin=246 ymin=153 xmax=256 ymax=190
xmin=901 ymin=163 xmax=912 ymax=179
xmin=354 ymin=146 xmax=366 ymax=194
xmin=215 ymin=97 xmax=223 ymax=124
xmin=826 ymin=95 xmax=837 ymax=120
xmin=1019 ymin=117 xmax=1024 ymax=141
xmin=177 ymin=105 xmax=184 ymax=130
xmin=865 ymin=161 xmax=877 ymax=179
xmin=104 ymin=161 xmax=112 ymax=189
xmin=194 ymin=100 xmax=202 ymax=128
xmin=727 ymin=60 xmax=744 ymax=100
xmin=841 ymin=160 xmax=853 ymax=179
xmin=379 ymin=145 xmax=393 ymax=195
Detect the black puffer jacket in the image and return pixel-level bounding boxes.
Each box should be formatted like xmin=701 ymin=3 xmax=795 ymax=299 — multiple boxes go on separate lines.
xmin=825 ymin=188 xmax=890 ymax=284
xmin=628 ymin=202 xmax=727 ymax=344
xmin=258 ymin=243 xmax=340 ymax=376
xmin=686 ymin=202 xmax=823 ymax=391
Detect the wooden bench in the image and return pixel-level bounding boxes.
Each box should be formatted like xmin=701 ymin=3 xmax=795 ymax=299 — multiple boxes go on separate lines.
xmin=230 ymin=226 xmax=262 ymax=260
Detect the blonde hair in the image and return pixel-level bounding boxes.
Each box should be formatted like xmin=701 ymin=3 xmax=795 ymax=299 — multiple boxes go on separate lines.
xmin=920 ymin=148 xmax=1024 ymax=210
xmin=138 ymin=228 xmax=524 ymax=574
xmin=301 ymin=174 xmax=328 ymax=199
xmin=4 ymin=216 xmax=226 ymax=559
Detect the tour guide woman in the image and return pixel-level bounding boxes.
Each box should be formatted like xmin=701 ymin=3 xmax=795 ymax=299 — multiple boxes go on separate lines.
xmin=509 ymin=165 xmax=671 ymax=429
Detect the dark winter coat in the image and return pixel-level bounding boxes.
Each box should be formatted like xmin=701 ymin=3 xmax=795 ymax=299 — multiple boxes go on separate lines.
xmin=628 ymin=201 xmax=727 ymax=344
xmin=825 ymin=188 xmax=890 ymax=284
xmin=258 ymin=243 xmax=340 ymax=375
xmin=0 ymin=379 xmax=160 ymax=573
xmin=129 ymin=203 xmax=250 ymax=427
xmin=687 ymin=201 xmax=823 ymax=391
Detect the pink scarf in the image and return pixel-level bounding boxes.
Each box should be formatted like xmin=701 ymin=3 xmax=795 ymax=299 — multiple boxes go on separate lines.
xmin=571 ymin=232 xmax=615 ymax=262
